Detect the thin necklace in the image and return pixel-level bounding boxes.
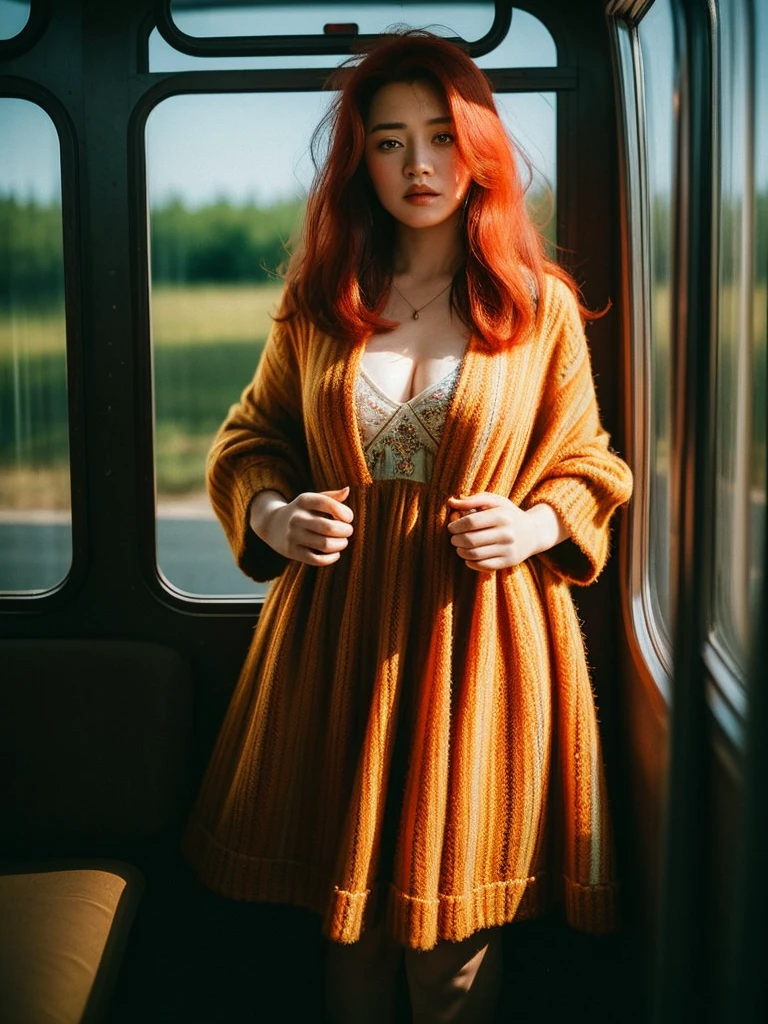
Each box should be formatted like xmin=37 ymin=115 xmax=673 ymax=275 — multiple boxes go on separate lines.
xmin=391 ymin=280 xmax=452 ymax=320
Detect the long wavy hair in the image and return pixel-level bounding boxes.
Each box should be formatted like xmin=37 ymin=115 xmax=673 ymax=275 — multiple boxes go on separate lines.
xmin=281 ymin=29 xmax=585 ymax=348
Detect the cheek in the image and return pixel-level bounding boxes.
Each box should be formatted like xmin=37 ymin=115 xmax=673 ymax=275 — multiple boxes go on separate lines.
xmin=365 ymin=153 xmax=393 ymax=201
xmin=452 ymin=156 xmax=472 ymax=199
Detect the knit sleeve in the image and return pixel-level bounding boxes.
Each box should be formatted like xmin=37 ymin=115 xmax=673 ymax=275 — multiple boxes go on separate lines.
xmin=520 ymin=282 xmax=633 ymax=586
xmin=206 ymin=312 xmax=310 ymax=583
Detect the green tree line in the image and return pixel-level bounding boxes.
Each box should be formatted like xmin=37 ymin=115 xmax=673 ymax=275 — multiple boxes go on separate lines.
xmin=149 ymin=196 xmax=303 ymax=285
xmin=0 ymin=196 xmax=65 ymax=307
xmin=2 ymin=191 xmax=767 ymax=309
xmin=0 ymin=195 xmax=305 ymax=307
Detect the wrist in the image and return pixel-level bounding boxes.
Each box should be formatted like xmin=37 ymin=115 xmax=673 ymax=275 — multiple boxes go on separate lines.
xmin=249 ymin=490 xmax=287 ymax=539
xmin=526 ymin=504 xmax=568 ymax=556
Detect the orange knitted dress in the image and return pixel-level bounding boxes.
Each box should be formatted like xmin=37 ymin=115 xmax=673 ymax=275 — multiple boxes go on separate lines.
xmin=182 ymin=275 xmax=633 ymax=950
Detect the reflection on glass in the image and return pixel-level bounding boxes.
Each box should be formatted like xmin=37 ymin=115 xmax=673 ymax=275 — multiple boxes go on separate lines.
xmin=146 ymin=93 xmax=323 ymax=598
xmin=0 ymin=99 xmax=70 ymax=593
xmin=0 ymin=0 xmax=30 ymax=40
xmin=146 ymin=89 xmax=556 ymax=598
xmin=638 ymin=0 xmax=676 ymax=644
xmin=712 ymin=0 xmax=766 ymax=673
xmin=169 ymin=1 xmax=495 ymax=41
xmin=752 ymin=0 xmax=767 ymax=635
xmin=150 ymin=5 xmax=555 ymax=71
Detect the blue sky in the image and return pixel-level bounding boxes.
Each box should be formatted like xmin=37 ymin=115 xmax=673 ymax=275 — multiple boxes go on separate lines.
xmin=0 ymin=0 xmax=27 ymax=39
xmin=1 ymin=3 xmax=558 ymax=206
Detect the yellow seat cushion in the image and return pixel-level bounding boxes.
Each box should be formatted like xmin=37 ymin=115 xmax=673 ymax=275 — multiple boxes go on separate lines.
xmin=0 ymin=863 xmax=143 ymax=1024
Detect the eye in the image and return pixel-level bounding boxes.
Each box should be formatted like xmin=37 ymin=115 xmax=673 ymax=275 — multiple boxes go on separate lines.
xmin=377 ymin=138 xmax=402 ymax=151
xmin=433 ymin=131 xmax=455 ymax=145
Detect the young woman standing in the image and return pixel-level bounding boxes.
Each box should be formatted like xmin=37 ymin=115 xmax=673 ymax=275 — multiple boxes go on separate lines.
xmin=183 ymin=30 xmax=633 ymax=1024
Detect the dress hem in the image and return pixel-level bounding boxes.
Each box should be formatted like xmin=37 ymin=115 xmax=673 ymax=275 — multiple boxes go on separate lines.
xmin=181 ymin=816 xmax=616 ymax=949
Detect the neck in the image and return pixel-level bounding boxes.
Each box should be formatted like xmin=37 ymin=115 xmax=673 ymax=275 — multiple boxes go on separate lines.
xmin=392 ymin=214 xmax=464 ymax=284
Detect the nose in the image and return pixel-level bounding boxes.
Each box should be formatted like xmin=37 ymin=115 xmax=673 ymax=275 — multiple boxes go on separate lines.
xmin=404 ymin=142 xmax=433 ymax=177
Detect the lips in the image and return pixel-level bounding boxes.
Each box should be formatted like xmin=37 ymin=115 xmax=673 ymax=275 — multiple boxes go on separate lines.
xmin=404 ymin=186 xmax=439 ymax=197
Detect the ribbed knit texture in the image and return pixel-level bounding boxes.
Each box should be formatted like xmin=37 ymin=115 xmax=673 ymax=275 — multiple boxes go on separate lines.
xmin=182 ymin=275 xmax=633 ymax=950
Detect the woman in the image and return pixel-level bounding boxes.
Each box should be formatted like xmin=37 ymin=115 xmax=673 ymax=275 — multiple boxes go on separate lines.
xmin=182 ymin=30 xmax=633 ymax=1024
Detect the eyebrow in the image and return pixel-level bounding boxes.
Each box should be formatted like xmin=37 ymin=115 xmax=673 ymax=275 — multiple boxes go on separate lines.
xmin=367 ymin=116 xmax=452 ymax=133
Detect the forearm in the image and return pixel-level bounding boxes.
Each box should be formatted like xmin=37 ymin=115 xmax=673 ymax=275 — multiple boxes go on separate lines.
xmin=526 ymin=503 xmax=569 ymax=556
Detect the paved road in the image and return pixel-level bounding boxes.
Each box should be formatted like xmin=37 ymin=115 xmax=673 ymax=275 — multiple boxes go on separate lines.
xmin=0 ymin=519 xmax=268 ymax=598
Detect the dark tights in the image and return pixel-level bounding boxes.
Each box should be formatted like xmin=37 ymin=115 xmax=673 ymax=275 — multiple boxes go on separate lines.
xmin=326 ymin=923 xmax=502 ymax=1024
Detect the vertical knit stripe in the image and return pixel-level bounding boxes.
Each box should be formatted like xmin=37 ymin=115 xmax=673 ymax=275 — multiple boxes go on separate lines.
xmin=181 ymin=274 xmax=633 ymax=949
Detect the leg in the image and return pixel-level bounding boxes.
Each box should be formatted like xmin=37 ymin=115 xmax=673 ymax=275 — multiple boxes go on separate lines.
xmin=325 ymin=921 xmax=402 ymax=1024
xmin=404 ymin=928 xmax=503 ymax=1024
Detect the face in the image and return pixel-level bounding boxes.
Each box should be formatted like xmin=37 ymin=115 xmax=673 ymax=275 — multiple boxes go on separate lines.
xmin=363 ymin=79 xmax=472 ymax=231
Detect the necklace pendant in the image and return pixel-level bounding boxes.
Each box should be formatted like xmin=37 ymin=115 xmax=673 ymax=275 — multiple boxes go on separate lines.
xmin=412 ymin=311 xmax=419 ymax=320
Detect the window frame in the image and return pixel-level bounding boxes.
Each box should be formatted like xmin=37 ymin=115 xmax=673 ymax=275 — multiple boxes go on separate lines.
xmin=704 ymin=0 xmax=758 ymax=744
xmin=0 ymin=79 xmax=86 ymax=609
xmin=0 ymin=0 xmax=46 ymax=56
xmin=610 ymin=0 xmax=763 ymax=748
xmin=153 ymin=0 xmax=513 ymax=59
xmin=609 ymin=8 xmax=679 ymax=701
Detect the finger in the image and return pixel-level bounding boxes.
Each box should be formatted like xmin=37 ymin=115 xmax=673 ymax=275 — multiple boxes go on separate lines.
xmin=454 ymin=543 xmax=509 ymax=561
xmin=297 ymin=490 xmax=354 ymax=523
xmin=300 ymin=515 xmax=354 ymax=538
xmin=448 ymin=510 xmax=510 ymax=537
xmin=321 ymin=486 xmax=351 ymax=505
xmin=298 ymin=548 xmax=343 ymax=567
xmin=318 ymin=487 xmax=354 ymax=522
xmin=462 ymin=558 xmax=505 ymax=572
xmin=458 ymin=553 xmax=514 ymax=572
xmin=448 ymin=508 xmax=479 ymax=528
xmin=448 ymin=512 xmax=498 ymax=535
xmin=447 ymin=492 xmax=503 ymax=511
xmin=300 ymin=532 xmax=350 ymax=555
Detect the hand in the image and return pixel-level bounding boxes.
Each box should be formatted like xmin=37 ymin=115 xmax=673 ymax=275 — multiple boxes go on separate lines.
xmin=446 ymin=493 xmax=567 ymax=571
xmin=249 ymin=487 xmax=354 ymax=567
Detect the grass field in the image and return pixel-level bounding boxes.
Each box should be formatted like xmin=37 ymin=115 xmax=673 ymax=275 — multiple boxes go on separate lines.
xmin=1 ymin=281 xmax=766 ymax=510
xmin=0 ymin=284 xmax=283 ymax=507
xmin=0 ymin=282 xmax=284 ymax=356
xmin=151 ymin=282 xmax=284 ymax=346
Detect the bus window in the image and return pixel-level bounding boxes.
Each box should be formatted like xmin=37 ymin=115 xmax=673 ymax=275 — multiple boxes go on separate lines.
xmin=145 ymin=86 xmax=556 ymax=599
xmin=0 ymin=98 xmax=70 ymax=594
xmin=753 ymin=0 xmax=768 ymax=629
xmin=168 ymin=1 xmax=496 ymax=43
xmin=145 ymin=91 xmax=328 ymax=598
xmin=630 ymin=0 xmax=677 ymax=668
xmin=149 ymin=5 xmax=555 ymax=72
xmin=710 ymin=0 xmax=766 ymax=684
xmin=0 ymin=0 xmax=29 ymax=40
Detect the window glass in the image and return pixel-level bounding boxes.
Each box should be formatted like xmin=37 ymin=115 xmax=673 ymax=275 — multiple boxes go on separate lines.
xmin=150 ymin=5 xmax=555 ymax=71
xmin=146 ymin=88 xmax=556 ymax=598
xmin=637 ymin=0 xmax=676 ymax=646
xmin=168 ymin=1 xmax=496 ymax=41
xmin=0 ymin=98 xmax=70 ymax=593
xmin=0 ymin=0 xmax=30 ymax=40
xmin=711 ymin=0 xmax=766 ymax=673
xmin=752 ymin=0 xmax=767 ymax=627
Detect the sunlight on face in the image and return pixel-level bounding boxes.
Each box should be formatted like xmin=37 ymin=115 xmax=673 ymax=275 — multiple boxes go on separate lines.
xmin=364 ymin=80 xmax=472 ymax=232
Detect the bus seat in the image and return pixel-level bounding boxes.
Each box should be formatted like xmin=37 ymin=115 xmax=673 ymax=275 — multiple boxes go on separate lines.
xmin=0 ymin=639 xmax=193 ymax=1024
xmin=0 ymin=861 xmax=143 ymax=1024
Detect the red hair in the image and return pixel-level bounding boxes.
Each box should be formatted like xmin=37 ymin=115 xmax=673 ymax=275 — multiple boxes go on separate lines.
xmin=282 ymin=30 xmax=585 ymax=348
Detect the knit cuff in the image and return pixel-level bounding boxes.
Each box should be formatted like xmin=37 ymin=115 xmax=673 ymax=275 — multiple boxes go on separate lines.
xmin=227 ymin=463 xmax=300 ymax=583
xmin=525 ymin=477 xmax=612 ymax=586
xmin=562 ymin=877 xmax=619 ymax=934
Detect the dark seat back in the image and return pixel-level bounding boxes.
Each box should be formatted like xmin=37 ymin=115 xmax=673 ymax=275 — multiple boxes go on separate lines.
xmin=0 ymin=639 xmax=193 ymax=854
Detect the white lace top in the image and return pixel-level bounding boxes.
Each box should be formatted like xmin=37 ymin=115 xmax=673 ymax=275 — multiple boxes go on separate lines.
xmin=355 ymin=362 xmax=463 ymax=483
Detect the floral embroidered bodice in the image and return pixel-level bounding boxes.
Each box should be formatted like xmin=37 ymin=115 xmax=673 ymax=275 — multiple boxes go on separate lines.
xmin=355 ymin=362 xmax=463 ymax=482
